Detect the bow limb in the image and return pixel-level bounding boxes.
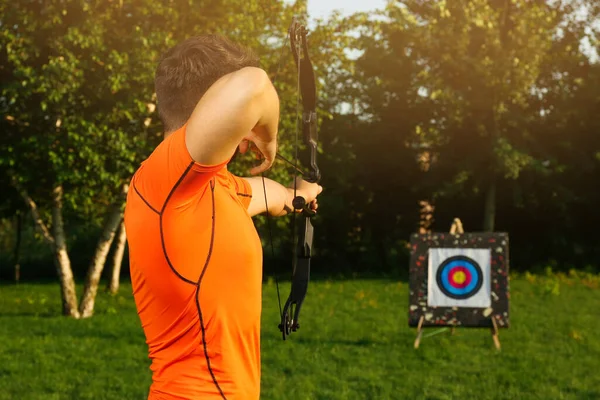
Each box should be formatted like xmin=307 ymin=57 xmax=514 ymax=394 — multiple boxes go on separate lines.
xmin=278 ymin=17 xmax=320 ymax=340
xmin=290 ymin=18 xmax=320 ymax=185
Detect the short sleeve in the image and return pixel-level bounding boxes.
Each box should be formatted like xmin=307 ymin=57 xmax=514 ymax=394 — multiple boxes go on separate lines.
xmin=226 ymin=172 xmax=253 ymax=209
xmin=132 ymin=124 xmax=229 ymax=210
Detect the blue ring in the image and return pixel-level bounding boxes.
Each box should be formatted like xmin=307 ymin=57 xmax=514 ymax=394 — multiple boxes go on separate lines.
xmin=440 ymin=261 xmax=479 ymax=296
xmin=435 ymin=255 xmax=483 ymax=300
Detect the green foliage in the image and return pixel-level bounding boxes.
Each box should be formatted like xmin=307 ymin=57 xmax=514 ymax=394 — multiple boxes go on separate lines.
xmin=0 ymin=277 xmax=599 ymax=399
xmin=0 ymin=0 xmax=303 ymax=222
xmin=323 ymin=0 xmax=600 ymax=269
xmin=1 ymin=0 xmax=600 ymax=275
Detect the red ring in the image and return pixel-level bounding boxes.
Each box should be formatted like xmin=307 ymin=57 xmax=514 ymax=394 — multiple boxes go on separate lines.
xmin=448 ymin=266 xmax=471 ymax=288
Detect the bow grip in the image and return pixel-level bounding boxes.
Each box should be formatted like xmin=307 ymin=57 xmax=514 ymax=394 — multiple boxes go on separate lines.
xmin=292 ymin=195 xmax=316 ymax=216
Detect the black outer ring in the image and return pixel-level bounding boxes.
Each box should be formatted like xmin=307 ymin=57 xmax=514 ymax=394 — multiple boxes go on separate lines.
xmin=435 ymin=255 xmax=484 ymax=300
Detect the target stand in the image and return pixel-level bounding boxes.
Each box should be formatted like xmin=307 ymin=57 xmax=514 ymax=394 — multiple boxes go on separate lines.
xmin=409 ymin=219 xmax=509 ymax=350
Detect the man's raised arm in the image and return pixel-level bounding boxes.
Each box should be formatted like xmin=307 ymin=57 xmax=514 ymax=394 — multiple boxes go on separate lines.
xmin=185 ymin=67 xmax=280 ymax=173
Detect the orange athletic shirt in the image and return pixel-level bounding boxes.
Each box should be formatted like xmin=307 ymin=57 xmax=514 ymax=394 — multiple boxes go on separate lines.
xmin=124 ymin=124 xmax=263 ymax=400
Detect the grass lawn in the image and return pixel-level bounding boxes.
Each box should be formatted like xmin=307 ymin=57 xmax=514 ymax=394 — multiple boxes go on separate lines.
xmin=0 ymin=273 xmax=599 ymax=400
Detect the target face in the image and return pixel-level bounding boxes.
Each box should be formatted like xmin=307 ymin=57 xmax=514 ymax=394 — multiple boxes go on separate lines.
xmin=427 ymin=248 xmax=491 ymax=308
xmin=436 ymin=256 xmax=483 ymax=299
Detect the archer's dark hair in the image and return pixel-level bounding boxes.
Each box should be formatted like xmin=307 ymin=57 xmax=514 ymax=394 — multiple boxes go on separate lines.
xmin=154 ymin=34 xmax=260 ymax=133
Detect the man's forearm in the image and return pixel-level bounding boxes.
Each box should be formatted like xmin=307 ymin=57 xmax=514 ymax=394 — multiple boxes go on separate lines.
xmin=244 ymin=177 xmax=293 ymax=217
xmin=251 ymin=74 xmax=280 ymax=143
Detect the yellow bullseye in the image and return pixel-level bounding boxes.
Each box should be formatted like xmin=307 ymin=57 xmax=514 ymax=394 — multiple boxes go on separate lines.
xmin=453 ymin=270 xmax=467 ymax=285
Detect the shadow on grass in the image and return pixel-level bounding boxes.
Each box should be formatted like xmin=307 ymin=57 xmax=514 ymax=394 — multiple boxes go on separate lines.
xmin=562 ymin=388 xmax=600 ymax=399
xmin=290 ymin=337 xmax=388 ymax=347
xmin=0 ymin=311 xmax=58 ymax=318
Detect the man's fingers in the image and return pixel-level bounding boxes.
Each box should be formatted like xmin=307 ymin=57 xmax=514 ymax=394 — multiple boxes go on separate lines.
xmin=250 ymin=143 xmax=263 ymax=159
xmin=249 ymin=157 xmax=274 ymax=175
xmin=238 ymin=140 xmax=250 ymax=154
xmin=243 ymin=137 xmax=277 ymax=175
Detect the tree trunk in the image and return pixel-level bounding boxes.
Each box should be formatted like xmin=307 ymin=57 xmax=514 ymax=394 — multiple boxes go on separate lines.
xmin=10 ymin=172 xmax=55 ymax=244
xmin=107 ymin=221 xmax=127 ymax=295
xmin=13 ymin=211 xmax=22 ymax=283
xmin=483 ymin=179 xmax=496 ymax=232
xmin=78 ymin=205 xmax=124 ymax=318
xmin=79 ymin=185 xmax=128 ymax=318
xmin=52 ymin=185 xmax=80 ymax=318
xmin=10 ymin=174 xmax=79 ymax=316
xmin=482 ymin=0 xmax=510 ymax=234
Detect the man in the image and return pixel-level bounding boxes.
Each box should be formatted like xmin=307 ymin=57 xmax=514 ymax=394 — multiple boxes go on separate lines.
xmin=124 ymin=34 xmax=323 ymax=399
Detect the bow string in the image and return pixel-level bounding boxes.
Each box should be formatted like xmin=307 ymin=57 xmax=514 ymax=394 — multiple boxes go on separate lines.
xmin=277 ymin=17 xmax=320 ymax=340
xmin=260 ymin=16 xmax=321 ymax=341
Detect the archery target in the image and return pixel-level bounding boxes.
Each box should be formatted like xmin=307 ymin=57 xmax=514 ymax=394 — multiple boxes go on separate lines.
xmin=427 ymin=248 xmax=491 ymax=308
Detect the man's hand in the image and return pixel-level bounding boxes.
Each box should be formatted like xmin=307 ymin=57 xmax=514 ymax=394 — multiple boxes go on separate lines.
xmin=243 ymin=176 xmax=322 ymax=217
xmin=238 ymin=130 xmax=277 ymax=175
xmin=289 ymin=177 xmax=323 ymax=213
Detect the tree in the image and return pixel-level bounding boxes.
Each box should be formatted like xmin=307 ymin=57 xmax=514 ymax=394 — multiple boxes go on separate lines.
xmin=0 ymin=0 xmax=301 ymax=316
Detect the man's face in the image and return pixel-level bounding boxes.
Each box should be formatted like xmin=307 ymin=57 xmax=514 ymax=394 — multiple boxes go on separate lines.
xmin=230 ymin=144 xmax=241 ymax=162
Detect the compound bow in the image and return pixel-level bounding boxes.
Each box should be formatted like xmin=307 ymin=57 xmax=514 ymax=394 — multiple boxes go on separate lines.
xmin=275 ymin=17 xmax=321 ymax=340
